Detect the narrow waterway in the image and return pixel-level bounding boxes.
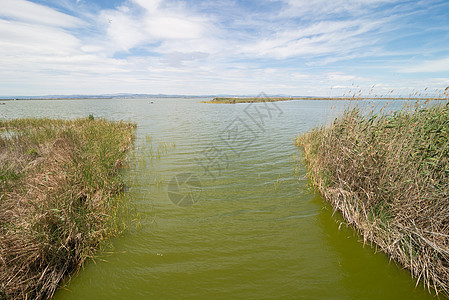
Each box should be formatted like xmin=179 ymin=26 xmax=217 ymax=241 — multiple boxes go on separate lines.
xmin=1 ymin=98 xmax=433 ymax=299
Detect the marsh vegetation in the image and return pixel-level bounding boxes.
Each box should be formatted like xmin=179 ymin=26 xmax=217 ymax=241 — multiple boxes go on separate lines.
xmin=297 ymin=101 xmax=449 ymax=297
xmin=204 ymin=96 xmax=448 ymax=104
xmin=0 ymin=117 xmax=135 ymax=299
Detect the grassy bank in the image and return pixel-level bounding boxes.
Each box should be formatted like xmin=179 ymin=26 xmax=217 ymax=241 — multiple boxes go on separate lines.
xmin=296 ymin=102 xmax=449 ymax=297
xmin=204 ymin=97 xmax=447 ymax=104
xmin=0 ymin=117 xmax=136 ymax=299
xmin=204 ymin=97 xmax=300 ymax=103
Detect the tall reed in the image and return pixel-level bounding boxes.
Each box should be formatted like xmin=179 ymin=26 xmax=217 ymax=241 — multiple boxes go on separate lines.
xmin=0 ymin=117 xmax=136 ymax=299
xmin=297 ymin=101 xmax=449 ymax=297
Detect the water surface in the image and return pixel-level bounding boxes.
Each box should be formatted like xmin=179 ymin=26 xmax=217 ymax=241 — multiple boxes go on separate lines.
xmin=1 ymin=98 xmax=433 ymax=299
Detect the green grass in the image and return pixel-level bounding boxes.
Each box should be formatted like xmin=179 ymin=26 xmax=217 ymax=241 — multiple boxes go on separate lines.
xmin=0 ymin=117 xmax=136 ymax=299
xmin=296 ymin=101 xmax=449 ymax=297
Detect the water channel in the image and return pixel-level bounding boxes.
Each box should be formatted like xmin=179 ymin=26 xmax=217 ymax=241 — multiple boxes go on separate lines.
xmin=1 ymin=98 xmax=433 ymax=299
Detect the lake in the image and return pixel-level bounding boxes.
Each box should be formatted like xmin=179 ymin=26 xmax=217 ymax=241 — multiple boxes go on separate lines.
xmin=1 ymin=98 xmax=433 ymax=299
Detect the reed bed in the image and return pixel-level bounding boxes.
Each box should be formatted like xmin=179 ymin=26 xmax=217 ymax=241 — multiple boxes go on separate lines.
xmin=203 ymin=96 xmax=447 ymax=104
xmin=205 ymin=97 xmax=298 ymax=103
xmin=297 ymin=100 xmax=449 ymax=297
xmin=0 ymin=117 xmax=135 ymax=299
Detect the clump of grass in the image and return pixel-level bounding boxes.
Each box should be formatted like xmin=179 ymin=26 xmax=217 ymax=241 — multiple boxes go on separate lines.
xmin=297 ymin=100 xmax=449 ymax=297
xmin=0 ymin=117 xmax=136 ymax=299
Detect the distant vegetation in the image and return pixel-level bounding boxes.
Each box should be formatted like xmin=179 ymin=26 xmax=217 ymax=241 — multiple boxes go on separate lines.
xmin=0 ymin=118 xmax=135 ymax=299
xmin=203 ymin=96 xmax=446 ymax=104
xmin=204 ymin=97 xmax=301 ymax=103
xmin=297 ymin=101 xmax=449 ymax=297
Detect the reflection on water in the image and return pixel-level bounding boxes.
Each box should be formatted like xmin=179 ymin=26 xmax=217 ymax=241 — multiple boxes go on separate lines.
xmin=1 ymin=98 xmax=433 ymax=299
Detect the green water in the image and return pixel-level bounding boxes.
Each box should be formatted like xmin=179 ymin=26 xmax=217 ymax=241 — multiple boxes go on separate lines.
xmin=2 ymin=98 xmax=434 ymax=299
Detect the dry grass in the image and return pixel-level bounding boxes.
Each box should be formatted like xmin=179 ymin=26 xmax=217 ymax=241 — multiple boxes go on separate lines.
xmin=0 ymin=117 xmax=135 ymax=299
xmin=297 ymin=100 xmax=449 ymax=297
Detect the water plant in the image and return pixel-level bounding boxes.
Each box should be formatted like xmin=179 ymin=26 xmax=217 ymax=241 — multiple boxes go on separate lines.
xmin=0 ymin=117 xmax=136 ymax=299
xmin=274 ymin=174 xmax=281 ymax=192
xmin=296 ymin=100 xmax=449 ymax=297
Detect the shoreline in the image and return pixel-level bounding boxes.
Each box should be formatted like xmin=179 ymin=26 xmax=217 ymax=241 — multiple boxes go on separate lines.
xmin=203 ymin=97 xmax=447 ymax=104
xmin=0 ymin=117 xmax=136 ymax=299
xmin=296 ymin=102 xmax=449 ymax=297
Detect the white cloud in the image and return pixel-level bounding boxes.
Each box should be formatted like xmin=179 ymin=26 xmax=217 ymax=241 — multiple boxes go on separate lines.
xmin=280 ymin=0 xmax=397 ymax=18
xmin=238 ymin=18 xmax=383 ymax=59
xmin=327 ymin=72 xmax=358 ymax=82
xmin=399 ymin=57 xmax=449 ymax=73
xmin=0 ymin=0 xmax=447 ymax=96
xmin=0 ymin=0 xmax=131 ymax=94
xmin=145 ymin=16 xmax=205 ymax=39
xmin=0 ymin=0 xmax=84 ymax=27
xmin=133 ymin=0 xmax=163 ymax=13
xmin=97 ymin=0 xmax=216 ymax=53
xmin=0 ymin=20 xmax=81 ymax=56
xmin=101 ymin=9 xmax=147 ymax=51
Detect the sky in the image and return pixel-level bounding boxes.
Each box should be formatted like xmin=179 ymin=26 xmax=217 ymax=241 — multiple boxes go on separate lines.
xmin=1 ymin=0 xmax=449 ymax=97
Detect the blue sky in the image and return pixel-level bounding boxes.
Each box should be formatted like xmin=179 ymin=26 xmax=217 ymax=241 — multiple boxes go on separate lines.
xmin=1 ymin=0 xmax=449 ymax=96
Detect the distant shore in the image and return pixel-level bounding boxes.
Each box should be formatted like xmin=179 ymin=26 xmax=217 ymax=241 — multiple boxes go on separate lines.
xmin=1 ymin=96 xmax=447 ymax=103
xmin=202 ymin=97 xmax=447 ymax=104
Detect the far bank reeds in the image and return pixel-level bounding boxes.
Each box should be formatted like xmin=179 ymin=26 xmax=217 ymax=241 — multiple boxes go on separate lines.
xmin=0 ymin=117 xmax=135 ymax=299
xmin=297 ymin=101 xmax=449 ymax=297
xmin=203 ymin=97 xmax=448 ymax=104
